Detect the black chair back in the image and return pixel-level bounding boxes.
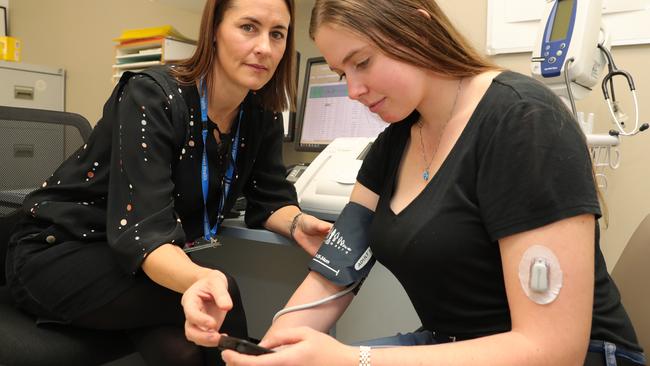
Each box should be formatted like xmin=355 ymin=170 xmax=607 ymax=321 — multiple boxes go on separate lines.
xmin=0 ymin=106 xmax=91 ymax=285
xmin=0 ymin=106 xmax=140 ymax=365
xmin=0 ymin=211 xmax=21 ymax=286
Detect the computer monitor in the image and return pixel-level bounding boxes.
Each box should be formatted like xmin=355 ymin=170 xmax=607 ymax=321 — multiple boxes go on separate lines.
xmin=295 ymin=57 xmax=388 ymax=152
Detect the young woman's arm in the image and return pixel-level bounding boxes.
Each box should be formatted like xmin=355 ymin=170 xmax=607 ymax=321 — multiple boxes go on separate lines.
xmin=265 ymin=271 xmax=354 ymax=337
xmin=362 ymin=213 xmax=595 ymax=366
xmin=223 ymin=213 xmax=595 ymax=366
xmin=262 ymin=182 xmax=380 ymax=340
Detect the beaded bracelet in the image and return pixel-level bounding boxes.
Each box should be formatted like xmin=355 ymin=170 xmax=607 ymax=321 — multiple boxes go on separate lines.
xmin=359 ymin=346 xmax=371 ymax=366
xmin=289 ymin=212 xmax=303 ymax=241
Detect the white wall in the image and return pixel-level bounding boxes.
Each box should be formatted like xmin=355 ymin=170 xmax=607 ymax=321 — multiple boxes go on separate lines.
xmin=9 ymin=0 xmax=200 ymax=124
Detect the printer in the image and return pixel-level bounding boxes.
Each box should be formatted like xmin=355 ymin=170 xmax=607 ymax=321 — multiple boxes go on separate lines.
xmin=294 ymin=137 xmax=374 ymax=221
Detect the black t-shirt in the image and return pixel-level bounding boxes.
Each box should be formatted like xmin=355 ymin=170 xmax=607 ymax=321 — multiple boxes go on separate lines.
xmin=357 ymin=71 xmax=641 ymax=351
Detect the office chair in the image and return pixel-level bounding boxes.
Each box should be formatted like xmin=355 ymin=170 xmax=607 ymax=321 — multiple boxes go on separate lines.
xmin=611 ymin=214 xmax=650 ymax=355
xmin=0 ymin=106 xmax=139 ymax=365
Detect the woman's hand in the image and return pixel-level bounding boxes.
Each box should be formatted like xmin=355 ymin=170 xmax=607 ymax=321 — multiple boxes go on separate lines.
xmin=222 ymin=327 xmax=356 ymax=366
xmin=293 ymin=214 xmax=332 ymax=256
xmin=181 ymin=270 xmax=233 ymax=347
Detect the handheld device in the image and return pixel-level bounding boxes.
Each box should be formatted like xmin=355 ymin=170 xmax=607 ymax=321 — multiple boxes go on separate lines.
xmin=217 ymin=336 xmax=274 ymax=356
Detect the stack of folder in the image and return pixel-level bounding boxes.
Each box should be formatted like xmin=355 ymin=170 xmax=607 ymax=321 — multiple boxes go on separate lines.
xmin=113 ymin=25 xmax=194 ymax=45
xmin=112 ymin=25 xmax=196 ymax=83
xmin=0 ymin=36 xmax=20 ymax=62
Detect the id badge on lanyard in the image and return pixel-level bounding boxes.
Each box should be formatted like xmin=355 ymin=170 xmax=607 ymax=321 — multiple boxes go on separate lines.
xmin=183 ymin=79 xmax=243 ymax=253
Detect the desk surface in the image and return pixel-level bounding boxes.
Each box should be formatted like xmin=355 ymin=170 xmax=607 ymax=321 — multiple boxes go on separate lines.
xmin=220 ymin=216 xmax=293 ymax=246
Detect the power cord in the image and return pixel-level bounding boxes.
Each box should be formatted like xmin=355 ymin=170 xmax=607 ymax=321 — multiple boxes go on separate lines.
xmin=272 ymin=281 xmax=362 ymax=323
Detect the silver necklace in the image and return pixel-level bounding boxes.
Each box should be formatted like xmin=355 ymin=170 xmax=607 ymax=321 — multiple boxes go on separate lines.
xmin=418 ymin=78 xmax=462 ymax=181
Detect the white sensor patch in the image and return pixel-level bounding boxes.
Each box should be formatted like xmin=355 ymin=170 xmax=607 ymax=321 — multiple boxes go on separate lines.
xmin=518 ymin=245 xmax=563 ymax=305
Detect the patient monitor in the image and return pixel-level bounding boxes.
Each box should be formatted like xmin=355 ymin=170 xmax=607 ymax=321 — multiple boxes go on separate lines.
xmin=531 ymin=0 xmax=607 ymax=102
xmin=294 ymin=137 xmax=374 ymax=221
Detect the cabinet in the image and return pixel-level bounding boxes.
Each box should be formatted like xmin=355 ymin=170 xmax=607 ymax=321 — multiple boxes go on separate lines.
xmin=0 ymin=61 xmax=65 ymax=111
xmin=112 ymin=37 xmax=196 ymax=83
xmin=0 ymin=62 xmax=66 ymax=206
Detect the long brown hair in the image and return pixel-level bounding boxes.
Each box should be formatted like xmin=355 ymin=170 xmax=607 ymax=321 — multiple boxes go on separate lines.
xmin=172 ymin=0 xmax=296 ymax=112
xmin=310 ymin=0 xmax=497 ymax=78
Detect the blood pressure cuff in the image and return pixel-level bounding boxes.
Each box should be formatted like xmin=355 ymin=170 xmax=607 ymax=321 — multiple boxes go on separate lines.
xmin=308 ymin=202 xmax=376 ymax=287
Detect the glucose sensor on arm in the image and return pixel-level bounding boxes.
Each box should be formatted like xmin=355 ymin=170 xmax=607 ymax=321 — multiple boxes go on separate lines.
xmin=518 ymin=245 xmax=563 ymax=305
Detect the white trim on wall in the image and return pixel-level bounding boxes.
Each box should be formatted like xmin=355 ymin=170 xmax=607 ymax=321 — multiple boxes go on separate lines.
xmin=0 ymin=0 xmax=8 ymax=32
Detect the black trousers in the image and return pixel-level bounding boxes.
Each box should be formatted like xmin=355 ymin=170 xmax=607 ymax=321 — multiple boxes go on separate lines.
xmin=7 ymin=214 xmax=248 ymax=365
xmin=67 ymin=272 xmax=248 ymax=366
xmin=9 ymin=263 xmax=247 ymax=366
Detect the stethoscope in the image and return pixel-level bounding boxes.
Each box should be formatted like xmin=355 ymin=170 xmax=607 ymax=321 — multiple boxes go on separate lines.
xmin=598 ymin=43 xmax=649 ymax=137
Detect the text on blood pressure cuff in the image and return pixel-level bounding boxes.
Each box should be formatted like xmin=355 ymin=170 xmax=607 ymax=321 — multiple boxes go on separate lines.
xmin=308 ymin=202 xmax=376 ymax=286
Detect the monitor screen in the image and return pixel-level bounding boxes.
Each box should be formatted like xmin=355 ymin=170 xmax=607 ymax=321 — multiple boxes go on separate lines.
xmin=295 ymin=57 xmax=388 ymax=152
xmin=550 ymin=0 xmax=574 ymax=42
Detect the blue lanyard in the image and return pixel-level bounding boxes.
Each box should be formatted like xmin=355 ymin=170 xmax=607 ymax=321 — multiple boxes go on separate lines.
xmin=199 ymin=79 xmax=243 ymax=242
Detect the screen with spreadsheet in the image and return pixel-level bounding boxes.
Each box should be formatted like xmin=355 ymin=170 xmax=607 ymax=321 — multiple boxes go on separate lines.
xmin=295 ymin=57 xmax=388 ymax=152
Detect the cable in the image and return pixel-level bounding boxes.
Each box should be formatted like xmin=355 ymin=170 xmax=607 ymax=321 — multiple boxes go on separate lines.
xmin=606 ymin=90 xmax=641 ymax=136
xmin=598 ymin=43 xmax=617 ymax=103
xmin=272 ymin=281 xmax=362 ymax=323
xmin=598 ymin=43 xmax=617 ymax=70
xmin=563 ymin=57 xmax=578 ymax=119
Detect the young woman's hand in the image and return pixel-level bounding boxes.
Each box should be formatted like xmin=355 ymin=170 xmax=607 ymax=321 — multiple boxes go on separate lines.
xmin=293 ymin=214 xmax=332 ymax=256
xmin=222 ymin=326 xmax=356 ymax=366
xmin=181 ymin=270 xmax=233 ymax=347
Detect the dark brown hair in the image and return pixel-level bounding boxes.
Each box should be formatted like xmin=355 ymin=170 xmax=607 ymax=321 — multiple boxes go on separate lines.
xmin=310 ymin=0 xmax=498 ymax=78
xmin=172 ymin=0 xmax=296 ymax=112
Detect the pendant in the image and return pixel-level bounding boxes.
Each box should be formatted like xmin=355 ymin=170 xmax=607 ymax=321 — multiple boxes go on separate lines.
xmin=423 ymin=169 xmax=430 ymax=181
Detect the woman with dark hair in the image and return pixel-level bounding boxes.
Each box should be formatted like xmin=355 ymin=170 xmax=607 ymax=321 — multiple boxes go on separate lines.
xmin=218 ymin=0 xmax=646 ymax=365
xmin=4 ymin=0 xmax=330 ymax=365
